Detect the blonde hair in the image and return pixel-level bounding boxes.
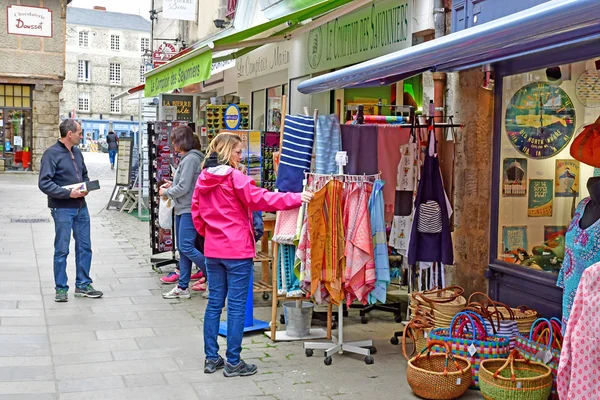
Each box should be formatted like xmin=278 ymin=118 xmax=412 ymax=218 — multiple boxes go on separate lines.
xmin=203 ymin=132 xmax=243 ymax=168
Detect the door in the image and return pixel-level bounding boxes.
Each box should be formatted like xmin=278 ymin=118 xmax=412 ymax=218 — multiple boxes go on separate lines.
xmin=2 ymin=109 xmax=33 ymax=171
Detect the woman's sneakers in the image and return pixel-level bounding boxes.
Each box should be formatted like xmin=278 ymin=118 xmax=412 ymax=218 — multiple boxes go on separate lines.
xmin=204 ymin=356 xmax=225 ymax=374
xmin=160 ymin=271 xmax=179 ymax=284
xmin=191 ymin=278 xmax=207 ymax=291
xmin=190 ymin=271 xmax=204 ymax=281
xmin=162 ymin=286 xmax=191 ymax=299
xmin=223 ymin=360 xmax=257 ymax=377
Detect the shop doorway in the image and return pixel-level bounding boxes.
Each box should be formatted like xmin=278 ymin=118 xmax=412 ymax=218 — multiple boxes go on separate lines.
xmin=0 ymin=84 xmax=33 ymax=171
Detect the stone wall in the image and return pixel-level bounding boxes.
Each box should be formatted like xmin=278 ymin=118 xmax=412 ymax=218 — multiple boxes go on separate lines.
xmin=445 ymin=68 xmax=495 ymax=296
xmin=32 ymin=84 xmax=62 ymax=170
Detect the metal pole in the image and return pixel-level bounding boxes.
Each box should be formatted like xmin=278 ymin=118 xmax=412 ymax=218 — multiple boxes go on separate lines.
xmin=138 ymin=93 xmax=143 ymax=218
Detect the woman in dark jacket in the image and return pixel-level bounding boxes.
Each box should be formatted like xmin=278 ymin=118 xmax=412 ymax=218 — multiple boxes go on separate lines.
xmin=106 ymin=131 xmax=118 ymax=170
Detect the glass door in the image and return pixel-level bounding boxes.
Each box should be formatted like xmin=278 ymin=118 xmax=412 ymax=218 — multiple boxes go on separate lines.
xmin=3 ymin=109 xmax=33 ymax=170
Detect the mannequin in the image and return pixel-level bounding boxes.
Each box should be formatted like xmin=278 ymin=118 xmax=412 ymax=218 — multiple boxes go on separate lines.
xmin=580 ymin=177 xmax=600 ymax=229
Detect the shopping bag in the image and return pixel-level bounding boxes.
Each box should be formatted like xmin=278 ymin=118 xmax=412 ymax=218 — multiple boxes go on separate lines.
xmin=158 ymin=197 xmax=173 ymax=229
xmin=429 ymin=310 xmax=511 ymax=388
xmin=465 ymin=293 xmax=520 ymax=349
xmin=514 ymin=317 xmax=562 ymax=399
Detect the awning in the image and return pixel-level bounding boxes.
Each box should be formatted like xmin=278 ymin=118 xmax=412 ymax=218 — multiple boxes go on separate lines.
xmin=144 ymin=0 xmax=370 ymax=97
xmin=297 ymin=0 xmax=600 ymax=94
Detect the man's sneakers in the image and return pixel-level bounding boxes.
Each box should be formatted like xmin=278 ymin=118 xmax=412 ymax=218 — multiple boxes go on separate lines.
xmin=204 ymin=356 xmax=225 ymax=374
xmin=223 ymin=360 xmax=258 ymax=378
xmin=160 ymin=271 xmax=179 ymax=284
xmin=55 ymin=289 xmax=68 ymax=302
xmin=162 ymin=286 xmax=191 ymax=299
xmin=74 ymin=285 xmax=104 ymax=298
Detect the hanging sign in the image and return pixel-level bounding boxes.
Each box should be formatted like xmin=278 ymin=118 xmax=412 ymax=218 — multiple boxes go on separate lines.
xmin=153 ymin=43 xmax=177 ymax=68
xmin=145 ymin=51 xmax=212 ymax=97
xmin=7 ymin=5 xmax=52 ymax=38
xmin=163 ymin=0 xmax=197 ymax=21
xmin=224 ymin=104 xmax=242 ymax=130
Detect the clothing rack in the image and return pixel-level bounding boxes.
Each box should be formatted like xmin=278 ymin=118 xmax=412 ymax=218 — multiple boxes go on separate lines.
xmin=303 ymin=170 xmax=379 ymax=366
xmin=345 ymin=103 xmax=463 ymax=130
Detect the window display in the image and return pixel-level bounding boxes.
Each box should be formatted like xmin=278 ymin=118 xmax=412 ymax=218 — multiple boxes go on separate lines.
xmin=497 ymin=58 xmax=599 ymax=273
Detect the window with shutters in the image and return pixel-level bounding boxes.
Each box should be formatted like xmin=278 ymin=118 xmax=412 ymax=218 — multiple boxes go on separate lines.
xmin=109 ymin=63 xmax=121 ymax=85
xmin=78 ymin=92 xmax=90 ymax=112
xmin=77 ymin=60 xmax=91 ymax=83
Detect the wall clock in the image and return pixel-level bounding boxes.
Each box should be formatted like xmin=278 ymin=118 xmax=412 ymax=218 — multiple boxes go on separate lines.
xmin=575 ymin=69 xmax=600 ymax=107
xmin=505 ymin=82 xmax=576 ymax=159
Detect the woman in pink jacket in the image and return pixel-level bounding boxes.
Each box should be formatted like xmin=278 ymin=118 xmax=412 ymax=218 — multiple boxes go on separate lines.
xmin=191 ymin=132 xmax=313 ymax=378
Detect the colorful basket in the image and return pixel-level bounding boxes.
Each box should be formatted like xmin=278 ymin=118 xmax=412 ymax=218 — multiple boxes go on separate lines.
xmin=407 ymin=340 xmax=472 ymax=400
xmin=514 ymin=318 xmax=562 ymax=399
xmin=466 ymin=293 xmax=520 ymax=349
xmin=479 ymin=349 xmax=553 ymax=400
xmin=429 ymin=310 xmax=511 ymax=388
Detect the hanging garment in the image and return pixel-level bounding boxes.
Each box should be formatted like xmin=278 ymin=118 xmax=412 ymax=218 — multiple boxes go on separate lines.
xmin=557 ymin=262 xmax=600 ymax=399
xmin=368 ymin=180 xmax=390 ymax=304
xmin=277 ymin=244 xmax=302 ymax=297
xmin=377 ymin=125 xmax=411 ymax=223
xmin=307 ymin=180 xmax=345 ymax=305
xmin=557 ymin=197 xmax=600 ymax=331
xmin=272 ymin=208 xmax=301 ymax=244
xmin=315 ymin=114 xmax=342 ymax=174
xmin=275 ymin=115 xmax=315 ymax=193
xmin=340 ymin=124 xmax=378 ymax=175
xmin=389 ymin=141 xmax=420 ymax=255
xmin=344 ymin=182 xmax=376 ymax=305
xmin=408 ymin=129 xmax=454 ymax=266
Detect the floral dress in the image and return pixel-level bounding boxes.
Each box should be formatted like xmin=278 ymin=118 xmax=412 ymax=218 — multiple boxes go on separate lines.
xmin=557 ymin=197 xmax=600 ymax=331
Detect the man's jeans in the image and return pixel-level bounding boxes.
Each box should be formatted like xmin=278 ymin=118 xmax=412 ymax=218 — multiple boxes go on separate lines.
xmin=51 ymin=206 xmax=93 ymax=291
xmin=176 ymin=213 xmax=206 ymax=290
xmin=204 ymin=258 xmax=252 ymax=365
xmin=108 ymin=149 xmax=117 ymax=165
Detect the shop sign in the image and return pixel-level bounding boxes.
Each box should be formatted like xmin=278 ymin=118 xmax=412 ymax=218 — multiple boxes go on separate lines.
xmin=153 ymin=43 xmax=177 ymax=68
xmin=236 ymin=42 xmax=291 ymax=81
xmin=162 ymin=95 xmax=193 ymax=121
xmin=113 ymin=123 xmax=133 ymax=131
xmin=7 ymin=5 xmax=52 ymax=38
xmin=145 ymin=51 xmax=212 ymax=97
xmin=163 ymin=0 xmax=197 ymax=21
xmin=292 ymin=0 xmax=413 ymax=76
xmin=224 ymin=104 xmax=242 ymax=130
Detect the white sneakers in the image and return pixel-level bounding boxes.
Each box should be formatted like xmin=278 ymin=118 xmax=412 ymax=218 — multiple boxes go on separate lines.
xmin=162 ymin=286 xmax=191 ymax=299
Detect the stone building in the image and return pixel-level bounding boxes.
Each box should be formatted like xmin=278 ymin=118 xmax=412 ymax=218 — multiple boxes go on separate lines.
xmin=0 ymin=0 xmax=70 ymax=171
xmin=60 ymin=7 xmax=150 ymax=144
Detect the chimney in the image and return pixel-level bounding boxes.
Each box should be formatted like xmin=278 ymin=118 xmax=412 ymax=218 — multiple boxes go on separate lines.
xmin=93 ymin=6 xmax=106 ymax=11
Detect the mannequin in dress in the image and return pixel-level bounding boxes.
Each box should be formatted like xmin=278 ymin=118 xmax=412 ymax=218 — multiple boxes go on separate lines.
xmin=580 ymin=177 xmax=600 ymax=229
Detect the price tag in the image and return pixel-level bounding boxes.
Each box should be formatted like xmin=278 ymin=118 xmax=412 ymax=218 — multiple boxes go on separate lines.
xmin=456 ymin=377 xmax=462 ymax=385
xmin=517 ymin=381 xmax=522 ymax=389
xmin=543 ymin=350 xmax=553 ymax=364
xmin=424 ymin=332 xmax=428 ymax=339
xmin=468 ymin=343 xmax=477 ymax=356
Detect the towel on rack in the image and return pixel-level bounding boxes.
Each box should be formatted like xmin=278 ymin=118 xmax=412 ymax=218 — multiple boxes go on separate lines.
xmin=275 ymin=115 xmax=315 ymax=193
xmin=377 ymin=125 xmax=411 ymax=223
xmin=272 ymin=207 xmax=300 ymax=244
xmin=277 ymin=244 xmax=302 ymax=297
xmin=368 ymin=180 xmax=390 ymax=304
xmin=315 ymin=114 xmax=342 ymax=174
xmin=340 ymin=124 xmax=378 ymax=175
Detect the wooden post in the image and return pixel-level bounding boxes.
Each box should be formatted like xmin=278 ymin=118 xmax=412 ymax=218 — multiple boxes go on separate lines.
xmin=270 ymin=241 xmax=279 ymax=341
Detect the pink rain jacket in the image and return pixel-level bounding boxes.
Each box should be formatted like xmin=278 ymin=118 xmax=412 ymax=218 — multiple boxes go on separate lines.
xmin=191 ymin=166 xmax=302 ymax=259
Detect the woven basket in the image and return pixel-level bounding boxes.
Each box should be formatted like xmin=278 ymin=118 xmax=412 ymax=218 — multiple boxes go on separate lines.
xmin=485 ymin=304 xmax=538 ymax=334
xmin=402 ymin=316 xmax=435 ymax=359
xmin=479 ymin=349 xmax=552 ymax=400
xmin=411 ymin=286 xmax=467 ymax=316
xmin=407 ymin=340 xmax=472 ymax=400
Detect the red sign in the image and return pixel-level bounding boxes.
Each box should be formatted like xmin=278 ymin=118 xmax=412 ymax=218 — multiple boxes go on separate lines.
xmin=153 ymin=43 xmax=177 ymax=67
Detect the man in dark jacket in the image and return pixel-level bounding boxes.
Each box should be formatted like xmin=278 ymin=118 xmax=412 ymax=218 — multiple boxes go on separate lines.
xmin=106 ymin=131 xmax=118 ymax=170
xmin=38 ymin=119 xmax=103 ymax=302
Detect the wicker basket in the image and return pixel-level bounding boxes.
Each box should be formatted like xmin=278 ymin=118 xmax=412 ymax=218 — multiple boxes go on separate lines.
xmin=411 ymin=286 xmax=467 ymax=316
xmin=486 ymin=304 xmax=538 ymax=334
xmin=402 ymin=316 xmax=435 ymax=359
xmin=407 ymin=340 xmax=472 ymax=400
xmin=479 ymin=349 xmax=552 ymax=400
xmin=409 ymin=304 xmax=455 ymax=329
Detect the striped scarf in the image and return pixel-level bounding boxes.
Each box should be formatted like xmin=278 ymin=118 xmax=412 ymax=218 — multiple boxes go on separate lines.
xmin=275 ymin=115 xmax=315 ymax=193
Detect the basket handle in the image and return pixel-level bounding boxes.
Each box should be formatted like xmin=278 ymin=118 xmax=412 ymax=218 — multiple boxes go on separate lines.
xmin=529 ymin=318 xmax=553 ymax=347
xmin=416 ymin=340 xmax=462 ymax=376
xmin=492 ymin=349 xmax=523 ymax=381
xmin=412 ymin=292 xmax=437 ymax=308
xmin=490 ymin=300 xmax=516 ymax=320
xmin=422 ymin=286 xmax=464 ymax=303
xmin=450 ymin=311 xmax=487 ymax=342
xmin=402 ymin=317 xmax=434 ymax=360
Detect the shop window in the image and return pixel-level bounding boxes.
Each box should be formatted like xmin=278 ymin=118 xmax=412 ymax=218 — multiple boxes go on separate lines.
xmin=77 ymin=60 xmax=91 ymax=83
xmin=78 ymin=92 xmax=90 ymax=112
xmin=266 ymin=86 xmax=282 ymax=131
xmin=251 ymin=90 xmax=266 ymax=130
xmin=0 ymin=84 xmax=32 ymax=108
xmin=111 ymin=34 xmax=120 ymax=51
xmin=78 ymin=30 xmax=89 ymax=48
xmin=140 ymin=37 xmax=150 ymax=52
xmin=496 ymin=57 xmax=599 ymax=275
xmin=110 ymin=94 xmax=121 ymax=114
xmin=109 ymin=63 xmax=121 ymax=85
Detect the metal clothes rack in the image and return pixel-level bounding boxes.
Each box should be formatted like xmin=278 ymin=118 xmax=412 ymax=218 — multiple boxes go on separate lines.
xmin=303 ymin=169 xmax=380 ymax=366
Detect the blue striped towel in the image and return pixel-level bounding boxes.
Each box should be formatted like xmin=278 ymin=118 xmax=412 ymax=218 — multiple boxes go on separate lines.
xmin=275 ymin=115 xmax=315 ymax=193
xmin=315 ymin=114 xmax=341 ymax=174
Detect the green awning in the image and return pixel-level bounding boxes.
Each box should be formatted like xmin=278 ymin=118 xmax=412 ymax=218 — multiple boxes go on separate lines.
xmin=145 ymin=0 xmax=355 ymax=97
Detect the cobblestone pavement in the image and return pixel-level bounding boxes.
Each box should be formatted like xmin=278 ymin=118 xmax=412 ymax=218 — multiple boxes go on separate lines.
xmin=0 ymin=152 xmax=481 ymax=399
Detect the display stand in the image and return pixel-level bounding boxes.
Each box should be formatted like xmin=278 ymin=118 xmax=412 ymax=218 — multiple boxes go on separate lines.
xmin=302 ymin=157 xmax=376 ymax=365
xmin=106 ymin=137 xmax=134 ymax=210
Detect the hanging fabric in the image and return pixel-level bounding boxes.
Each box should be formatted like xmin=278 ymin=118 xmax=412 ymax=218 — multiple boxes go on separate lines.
xmin=408 ymin=127 xmax=454 ymax=266
xmin=368 ymin=179 xmax=390 ymax=304
xmin=377 ymin=125 xmax=411 ymax=223
xmin=275 ymin=114 xmax=315 ymax=193
xmin=272 ymin=208 xmax=300 ymax=244
xmin=340 ymin=124 xmax=378 ymax=175
xmin=315 ymin=114 xmax=342 ymax=174
xmin=277 ymin=244 xmax=302 ymax=297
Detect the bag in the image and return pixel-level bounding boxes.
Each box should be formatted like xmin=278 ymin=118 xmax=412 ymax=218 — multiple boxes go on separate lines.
xmin=158 ymin=197 xmax=173 ymax=229
xmin=570 ymin=115 xmax=600 ymax=167
xmin=466 ymin=293 xmax=520 ymax=349
xmin=514 ymin=318 xmax=562 ymax=399
xmin=417 ymin=200 xmax=443 ymax=233
xmin=252 ymin=211 xmax=264 ymax=241
xmin=429 ymin=310 xmax=511 ymax=388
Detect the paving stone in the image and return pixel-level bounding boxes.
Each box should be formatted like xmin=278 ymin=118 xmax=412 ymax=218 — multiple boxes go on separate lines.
xmin=58 ymin=376 xmax=125 ymax=393
xmin=0 ymin=394 xmax=56 ymax=400
xmin=46 ymin=312 xmax=140 ymax=326
xmin=0 ymin=381 xmax=55 ymax=394
xmin=0 ymin=367 xmax=54 ymax=382
xmin=48 ymin=322 xmax=121 ymax=334
xmin=51 ymin=338 xmax=139 ymax=355
xmin=0 ymin=343 xmax=50 ymax=357
xmin=95 ymin=327 xmax=155 ymax=340
xmin=52 ymin=352 xmax=113 ymax=366
xmin=0 ymin=317 xmax=47 ymax=326
xmin=16 ymin=301 xmax=44 ymax=309
xmin=0 ymin=301 xmax=17 ymax=309
xmin=192 ymin=380 xmax=265 ymax=398
xmin=119 ymin=318 xmax=199 ymax=329
xmin=152 ymin=326 xmax=202 ymax=337
xmin=136 ymin=335 xmax=203 ymax=350
xmin=123 ymin=373 xmax=167 ymax=388
xmin=0 ymin=334 xmax=48 ymax=344
xmin=58 ymin=383 xmax=197 ymax=400
xmin=49 ymin=331 xmax=97 ymax=344
xmin=0 ymin=357 xmax=52 ymax=367
xmin=111 ymin=348 xmax=191 ymax=361
xmin=55 ymin=358 xmax=180 ymax=380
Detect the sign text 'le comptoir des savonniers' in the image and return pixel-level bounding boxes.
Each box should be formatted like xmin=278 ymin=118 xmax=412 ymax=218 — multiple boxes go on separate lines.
xmin=145 ymin=51 xmax=212 ymax=97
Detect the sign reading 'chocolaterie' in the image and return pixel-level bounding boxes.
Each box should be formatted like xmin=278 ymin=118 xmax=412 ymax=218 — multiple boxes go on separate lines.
xmin=7 ymin=5 xmax=52 ymax=38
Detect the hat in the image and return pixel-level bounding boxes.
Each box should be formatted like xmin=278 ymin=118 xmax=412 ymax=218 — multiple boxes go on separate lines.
xmin=570 ymin=116 xmax=600 ymax=168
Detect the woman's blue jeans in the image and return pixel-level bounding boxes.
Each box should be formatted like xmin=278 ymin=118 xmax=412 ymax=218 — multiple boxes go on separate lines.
xmin=176 ymin=213 xmax=206 ymax=289
xmin=203 ymin=258 xmax=253 ymax=365
xmin=108 ymin=149 xmax=117 ymax=165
